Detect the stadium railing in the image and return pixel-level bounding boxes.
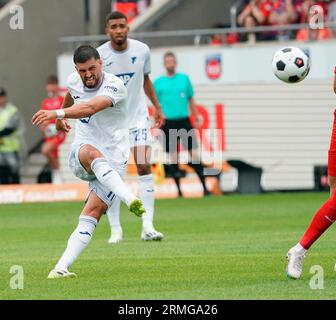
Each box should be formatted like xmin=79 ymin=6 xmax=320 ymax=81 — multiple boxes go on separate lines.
xmin=59 ymin=22 xmax=336 ymax=51
xmin=230 ymin=0 xmax=245 ymax=29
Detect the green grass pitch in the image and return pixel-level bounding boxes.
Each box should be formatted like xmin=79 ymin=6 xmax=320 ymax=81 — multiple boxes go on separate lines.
xmin=1 ymin=192 xmax=336 ymax=300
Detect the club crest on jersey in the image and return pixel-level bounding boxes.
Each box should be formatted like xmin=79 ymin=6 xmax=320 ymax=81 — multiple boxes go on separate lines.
xmin=116 ymin=73 xmax=135 ymax=86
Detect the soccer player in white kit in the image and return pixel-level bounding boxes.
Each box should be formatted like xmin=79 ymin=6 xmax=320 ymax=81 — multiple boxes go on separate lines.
xmin=32 ymin=46 xmax=145 ymax=278
xmin=97 ymin=11 xmax=165 ymax=243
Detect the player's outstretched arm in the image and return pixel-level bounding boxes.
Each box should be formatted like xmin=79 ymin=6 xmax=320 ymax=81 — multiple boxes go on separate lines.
xmin=64 ymin=96 xmax=112 ymax=118
xmin=56 ymin=91 xmax=74 ymax=132
xmin=32 ymin=96 xmax=112 ymax=126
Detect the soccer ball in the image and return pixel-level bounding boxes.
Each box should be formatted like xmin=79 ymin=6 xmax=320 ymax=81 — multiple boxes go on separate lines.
xmin=272 ymin=47 xmax=310 ymax=83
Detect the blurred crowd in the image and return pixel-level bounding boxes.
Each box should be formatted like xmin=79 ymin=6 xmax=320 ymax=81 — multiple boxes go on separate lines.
xmin=211 ymin=0 xmax=336 ymax=45
xmin=111 ymin=0 xmax=157 ymax=23
xmin=0 ymin=76 xmax=66 ymax=185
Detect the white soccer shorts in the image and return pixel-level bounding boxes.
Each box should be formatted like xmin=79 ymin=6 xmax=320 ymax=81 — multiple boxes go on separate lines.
xmin=69 ymin=143 xmax=127 ymax=208
xmin=129 ymin=127 xmax=154 ymax=148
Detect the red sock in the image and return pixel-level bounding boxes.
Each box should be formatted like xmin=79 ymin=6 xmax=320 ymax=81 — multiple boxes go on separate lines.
xmin=299 ymin=194 xmax=336 ymax=250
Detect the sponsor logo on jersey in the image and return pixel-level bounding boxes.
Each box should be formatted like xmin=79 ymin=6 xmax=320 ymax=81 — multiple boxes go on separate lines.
xmin=104 ymin=85 xmax=118 ymax=92
xmin=115 ymin=72 xmax=135 ymax=86
xmin=131 ymin=57 xmax=137 ymax=64
xmin=205 ymin=54 xmax=222 ymax=80
xmin=79 ymin=116 xmax=91 ymax=124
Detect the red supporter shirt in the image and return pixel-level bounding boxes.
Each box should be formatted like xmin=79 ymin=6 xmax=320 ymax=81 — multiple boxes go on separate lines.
xmin=260 ymin=1 xmax=273 ymax=24
xmin=40 ymin=95 xmax=64 ymax=125
xmin=114 ymin=0 xmax=138 ymax=23
xmin=261 ymin=0 xmax=303 ymax=22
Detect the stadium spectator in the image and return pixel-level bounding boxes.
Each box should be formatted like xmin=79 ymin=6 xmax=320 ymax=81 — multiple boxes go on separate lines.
xmin=154 ymin=52 xmax=212 ymax=197
xmin=112 ymin=0 xmax=139 ymax=23
xmin=263 ymin=0 xmax=301 ymax=40
xmin=296 ymin=0 xmax=332 ymax=41
xmin=267 ymin=0 xmax=299 ymax=25
xmin=0 ymin=87 xmax=21 ymax=184
xmin=237 ymin=0 xmax=273 ymax=44
xmin=209 ymin=23 xmax=239 ymax=46
xmin=328 ymin=0 xmax=336 ymax=37
xmin=38 ymin=75 xmax=66 ymax=184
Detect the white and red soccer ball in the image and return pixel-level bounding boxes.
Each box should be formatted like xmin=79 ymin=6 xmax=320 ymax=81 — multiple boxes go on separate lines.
xmin=272 ymin=47 xmax=310 ymax=83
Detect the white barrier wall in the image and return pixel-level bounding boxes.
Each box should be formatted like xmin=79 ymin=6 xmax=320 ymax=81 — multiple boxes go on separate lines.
xmin=148 ymin=41 xmax=336 ymax=85
xmin=193 ymin=81 xmax=334 ymax=190
xmin=57 ymin=41 xmax=336 ymax=190
xmin=58 ymin=40 xmax=336 ymax=86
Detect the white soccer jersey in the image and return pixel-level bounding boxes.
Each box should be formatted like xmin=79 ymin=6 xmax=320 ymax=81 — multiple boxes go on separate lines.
xmin=67 ymin=71 xmax=129 ymax=166
xmin=97 ymin=39 xmax=151 ymax=130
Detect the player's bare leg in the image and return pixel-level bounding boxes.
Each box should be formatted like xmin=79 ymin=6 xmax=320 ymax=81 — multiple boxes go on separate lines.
xmin=132 ymin=145 xmax=163 ymax=241
xmin=41 ymin=142 xmax=62 ymax=184
xmin=48 ymin=192 xmax=106 ymax=278
xmin=78 ymin=144 xmax=145 ymax=217
xmin=287 ymin=112 xmax=336 ymax=279
xmin=106 ymin=144 xmax=163 ymax=243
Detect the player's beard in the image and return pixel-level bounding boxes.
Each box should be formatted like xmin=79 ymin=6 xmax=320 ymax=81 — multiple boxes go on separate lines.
xmin=84 ymin=75 xmax=98 ymax=88
xmin=113 ymin=36 xmax=127 ymax=47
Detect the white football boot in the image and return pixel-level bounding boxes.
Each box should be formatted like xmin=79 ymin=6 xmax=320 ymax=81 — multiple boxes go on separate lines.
xmin=47 ymin=269 xmax=77 ymax=279
xmin=108 ymin=227 xmax=123 ymax=244
xmin=141 ymin=224 xmax=164 ymax=241
xmin=286 ymin=247 xmax=306 ymax=279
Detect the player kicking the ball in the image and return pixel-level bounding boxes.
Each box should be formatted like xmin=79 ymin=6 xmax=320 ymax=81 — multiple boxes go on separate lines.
xmin=32 ymin=45 xmax=145 ymax=278
xmin=97 ymin=11 xmax=165 ymax=243
xmin=286 ymin=67 xmax=336 ymax=279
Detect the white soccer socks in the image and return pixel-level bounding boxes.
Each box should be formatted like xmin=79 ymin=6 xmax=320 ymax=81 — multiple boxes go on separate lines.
xmin=91 ymin=158 xmax=136 ymax=207
xmin=139 ymin=174 xmax=155 ymax=230
xmin=106 ymin=197 xmax=122 ymax=242
xmin=55 ymin=215 xmax=97 ymax=271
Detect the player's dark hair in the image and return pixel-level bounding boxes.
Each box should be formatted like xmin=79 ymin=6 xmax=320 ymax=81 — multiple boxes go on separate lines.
xmin=73 ymin=45 xmax=100 ymax=64
xmin=0 ymin=87 xmax=7 ymax=97
xmin=106 ymin=11 xmax=128 ymax=25
xmin=46 ymin=75 xmax=58 ymax=85
xmin=164 ymin=51 xmax=176 ymax=59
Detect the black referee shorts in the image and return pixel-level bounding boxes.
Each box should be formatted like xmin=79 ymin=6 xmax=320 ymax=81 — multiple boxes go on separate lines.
xmin=161 ymin=117 xmax=198 ymax=153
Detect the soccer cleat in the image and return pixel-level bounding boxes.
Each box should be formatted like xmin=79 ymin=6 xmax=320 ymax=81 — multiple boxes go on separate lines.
xmin=286 ymin=247 xmax=305 ymax=279
xmin=129 ymin=199 xmax=146 ymax=217
xmin=108 ymin=228 xmax=123 ymax=244
xmin=141 ymin=228 xmax=164 ymax=241
xmin=47 ymin=269 xmax=77 ymax=279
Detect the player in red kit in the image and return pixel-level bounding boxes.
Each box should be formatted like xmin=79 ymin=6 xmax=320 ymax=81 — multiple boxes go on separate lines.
xmin=286 ymin=67 xmax=336 ymax=279
xmin=39 ymin=75 xmax=67 ymax=184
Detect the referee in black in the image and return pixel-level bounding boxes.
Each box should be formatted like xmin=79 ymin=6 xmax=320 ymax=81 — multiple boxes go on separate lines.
xmin=154 ymin=52 xmax=211 ymax=197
